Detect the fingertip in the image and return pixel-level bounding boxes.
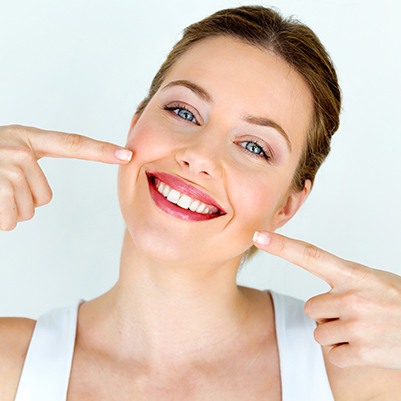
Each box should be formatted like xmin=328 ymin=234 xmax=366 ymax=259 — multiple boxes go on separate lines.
xmin=253 ymin=231 xmax=271 ymax=247
xmin=114 ymin=149 xmax=133 ymax=163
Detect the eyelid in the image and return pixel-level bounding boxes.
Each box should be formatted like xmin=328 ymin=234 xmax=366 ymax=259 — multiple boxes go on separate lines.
xmin=237 ymin=136 xmax=274 ymax=162
xmin=163 ymin=101 xmax=202 ymax=125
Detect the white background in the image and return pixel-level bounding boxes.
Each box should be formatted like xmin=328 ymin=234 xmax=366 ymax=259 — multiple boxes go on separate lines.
xmin=1 ymin=0 xmax=400 ymax=318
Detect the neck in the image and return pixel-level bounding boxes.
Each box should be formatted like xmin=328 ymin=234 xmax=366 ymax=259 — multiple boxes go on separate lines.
xmin=82 ymin=230 xmax=257 ymax=369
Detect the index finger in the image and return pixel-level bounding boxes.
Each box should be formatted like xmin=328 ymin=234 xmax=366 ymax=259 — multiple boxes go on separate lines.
xmin=253 ymin=231 xmax=351 ymax=287
xmin=27 ymin=127 xmax=132 ymax=164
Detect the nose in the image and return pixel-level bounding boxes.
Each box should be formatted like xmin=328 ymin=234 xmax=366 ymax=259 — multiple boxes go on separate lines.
xmin=175 ymin=132 xmax=223 ymax=179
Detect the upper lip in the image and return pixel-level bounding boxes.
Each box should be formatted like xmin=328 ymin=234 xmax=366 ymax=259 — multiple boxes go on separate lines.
xmin=146 ymin=171 xmax=226 ymax=215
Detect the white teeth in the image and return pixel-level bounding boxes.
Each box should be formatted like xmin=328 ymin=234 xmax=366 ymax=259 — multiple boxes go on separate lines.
xmin=157 ymin=181 xmax=165 ymax=193
xmin=162 ymin=185 xmax=170 ymax=197
xmin=196 ymin=203 xmax=206 ymax=213
xmin=189 ymin=200 xmax=200 ymax=212
xmin=167 ymin=189 xmax=180 ymax=204
xmin=153 ymin=178 xmax=220 ymax=215
xmin=177 ymin=195 xmax=192 ymax=209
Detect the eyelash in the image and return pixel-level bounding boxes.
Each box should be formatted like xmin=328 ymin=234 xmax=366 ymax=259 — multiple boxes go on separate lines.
xmin=239 ymin=140 xmax=271 ymax=161
xmin=163 ymin=103 xmax=272 ymax=162
xmin=163 ymin=103 xmax=199 ymax=124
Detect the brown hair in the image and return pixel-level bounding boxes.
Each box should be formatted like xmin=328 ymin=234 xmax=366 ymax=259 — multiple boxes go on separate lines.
xmin=136 ymin=5 xmax=341 ymax=191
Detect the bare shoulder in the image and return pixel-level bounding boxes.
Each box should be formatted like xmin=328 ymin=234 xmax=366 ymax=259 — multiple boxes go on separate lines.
xmin=0 ymin=317 xmax=36 ymax=401
xmin=324 ymin=348 xmax=401 ymax=401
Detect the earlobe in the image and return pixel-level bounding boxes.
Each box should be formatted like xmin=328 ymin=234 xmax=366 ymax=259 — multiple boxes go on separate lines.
xmin=272 ymin=179 xmax=312 ymax=230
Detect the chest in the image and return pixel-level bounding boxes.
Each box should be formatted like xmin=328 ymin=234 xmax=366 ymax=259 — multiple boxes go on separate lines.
xmin=66 ymin=347 xmax=282 ymax=401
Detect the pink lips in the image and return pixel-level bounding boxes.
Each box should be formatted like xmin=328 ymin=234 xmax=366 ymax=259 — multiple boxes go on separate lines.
xmin=146 ymin=171 xmax=226 ymax=222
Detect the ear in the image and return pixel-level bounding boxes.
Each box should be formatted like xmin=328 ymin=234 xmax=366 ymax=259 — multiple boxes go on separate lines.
xmin=271 ymin=179 xmax=312 ymax=230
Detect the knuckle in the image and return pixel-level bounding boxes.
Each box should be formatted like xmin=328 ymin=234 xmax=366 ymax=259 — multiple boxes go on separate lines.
xmin=43 ymin=187 xmax=53 ymax=204
xmin=304 ymin=298 xmax=316 ymax=317
xmin=6 ymin=124 xmax=23 ymax=132
xmin=19 ymin=207 xmax=35 ymax=222
xmin=349 ymin=262 xmax=372 ymax=282
xmin=351 ymin=343 xmax=367 ymax=365
xmin=12 ymin=146 xmax=34 ymax=163
xmin=303 ymin=244 xmax=321 ymax=264
xmin=1 ymin=124 xmax=23 ymax=139
xmin=383 ymin=276 xmax=401 ymax=299
xmin=329 ymin=345 xmax=349 ymax=368
xmin=29 ymin=207 xmax=36 ymax=220
xmin=343 ymin=320 xmax=359 ymax=339
xmin=347 ymin=292 xmax=361 ymax=306
xmin=64 ymin=133 xmax=85 ymax=153
xmin=313 ymin=326 xmax=322 ymax=343
xmin=275 ymin=235 xmax=287 ymax=254
xmin=0 ymin=182 xmax=14 ymax=199
xmin=36 ymin=188 xmax=53 ymax=206
xmin=99 ymin=142 xmax=109 ymax=155
xmin=0 ymin=145 xmax=24 ymax=159
xmin=344 ymin=292 xmax=366 ymax=313
xmin=0 ymin=217 xmax=17 ymax=231
xmin=8 ymin=168 xmax=25 ymax=185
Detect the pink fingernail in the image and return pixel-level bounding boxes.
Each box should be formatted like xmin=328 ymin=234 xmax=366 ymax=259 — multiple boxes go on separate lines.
xmin=115 ymin=149 xmax=132 ymax=162
xmin=253 ymin=231 xmax=270 ymax=246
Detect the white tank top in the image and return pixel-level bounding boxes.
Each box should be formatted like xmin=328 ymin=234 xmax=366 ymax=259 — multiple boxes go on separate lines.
xmin=15 ymin=291 xmax=334 ymax=401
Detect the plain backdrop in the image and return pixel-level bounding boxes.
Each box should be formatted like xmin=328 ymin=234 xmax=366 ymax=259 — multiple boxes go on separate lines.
xmin=0 ymin=0 xmax=400 ymax=318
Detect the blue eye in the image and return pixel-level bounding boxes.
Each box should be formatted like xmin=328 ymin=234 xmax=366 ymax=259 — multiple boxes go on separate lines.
xmin=164 ymin=105 xmax=198 ymax=124
xmin=240 ymin=141 xmax=270 ymax=160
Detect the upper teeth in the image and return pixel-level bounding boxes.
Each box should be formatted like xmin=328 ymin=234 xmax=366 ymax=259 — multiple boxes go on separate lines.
xmin=155 ymin=178 xmax=219 ymax=215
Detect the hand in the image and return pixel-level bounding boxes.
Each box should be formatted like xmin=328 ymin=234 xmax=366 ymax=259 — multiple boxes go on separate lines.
xmin=0 ymin=125 xmax=132 ymax=230
xmin=253 ymin=231 xmax=401 ymax=370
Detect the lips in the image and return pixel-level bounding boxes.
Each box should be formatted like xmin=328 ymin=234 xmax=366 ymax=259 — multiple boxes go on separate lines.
xmin=146 ymin=172 xmax=226 ymax=221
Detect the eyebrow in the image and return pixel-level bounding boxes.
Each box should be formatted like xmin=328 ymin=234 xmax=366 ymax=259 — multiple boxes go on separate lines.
xmin=162 ymin=79 xmax=292 ymax=152
xmin=162 ymin=80 xmax=212 ymax=103
xmin=243 ymin=115 xmax=292 ymax=152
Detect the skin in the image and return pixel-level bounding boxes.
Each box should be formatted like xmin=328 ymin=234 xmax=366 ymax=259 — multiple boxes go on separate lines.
xmin=0 ymin=37 xmax=401 ymax=400
xmin=254 ymin=232 xmax=401 ymax=400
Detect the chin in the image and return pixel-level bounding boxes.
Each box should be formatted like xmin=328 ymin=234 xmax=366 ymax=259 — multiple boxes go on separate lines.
xmin=124 ymin=223 xmax=200 ymax=264
xmin=124 ymin=222 xmax=249 ymax=270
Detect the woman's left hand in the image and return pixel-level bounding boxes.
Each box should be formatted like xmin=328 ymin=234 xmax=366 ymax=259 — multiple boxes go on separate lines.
xmin=253 ymin=231 xmax=401 ymax=370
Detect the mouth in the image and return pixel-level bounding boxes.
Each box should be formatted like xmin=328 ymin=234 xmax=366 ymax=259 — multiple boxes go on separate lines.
xmin=146 ymin=172 xmax=226 ymax=221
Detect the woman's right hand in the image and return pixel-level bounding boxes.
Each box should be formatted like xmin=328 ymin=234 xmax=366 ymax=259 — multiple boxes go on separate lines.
xmin=0 ymin=125 xmax=132 ymax=231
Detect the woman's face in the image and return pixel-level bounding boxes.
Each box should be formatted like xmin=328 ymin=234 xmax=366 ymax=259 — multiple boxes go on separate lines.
xmin=118 ymin=36 xmax=313 ymax=266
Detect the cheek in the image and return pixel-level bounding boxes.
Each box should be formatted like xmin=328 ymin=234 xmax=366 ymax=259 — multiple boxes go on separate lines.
xmin=118 ymin=118 xmax=178 ymax=218
xmin=126 ymin=120 xmax=170 ymax=165
xmin=229 ymin=172 xmax=285 ymax=232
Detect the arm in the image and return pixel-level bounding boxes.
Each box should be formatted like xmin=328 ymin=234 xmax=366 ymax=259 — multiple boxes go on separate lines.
xmin=0 ymin=318 xmax=35 ymax=401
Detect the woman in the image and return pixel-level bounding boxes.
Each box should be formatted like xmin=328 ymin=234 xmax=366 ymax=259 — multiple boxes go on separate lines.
xmin=1 ymin=5 xmax=401 ymax=401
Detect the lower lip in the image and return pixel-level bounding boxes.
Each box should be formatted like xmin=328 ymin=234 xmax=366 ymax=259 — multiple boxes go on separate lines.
xmin=147 ymin=177 xmax=221 ymax=222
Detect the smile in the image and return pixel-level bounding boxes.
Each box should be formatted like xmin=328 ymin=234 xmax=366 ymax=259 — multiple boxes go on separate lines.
xmin=155 ymin=178 xmax=219 ymax=214
xmin=146 ymin=172 xmax=226 ymax=221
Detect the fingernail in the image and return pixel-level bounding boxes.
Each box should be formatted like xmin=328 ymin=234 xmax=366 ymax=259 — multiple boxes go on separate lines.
xmin=253 ymin=231 xmax=270 ymax=246
xmin=115 ymin=149 xmax=132 ymax=162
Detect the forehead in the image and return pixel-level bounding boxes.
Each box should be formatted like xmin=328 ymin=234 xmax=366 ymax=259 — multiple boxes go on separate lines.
xmin=161 ymin=36 xmax=314 ymax=155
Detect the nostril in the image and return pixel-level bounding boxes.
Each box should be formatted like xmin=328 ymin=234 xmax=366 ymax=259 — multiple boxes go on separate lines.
xmin=176 ymin=150 xmax=221 ymax=179
xmin=178 ymin=159 xmax=191 ymax=168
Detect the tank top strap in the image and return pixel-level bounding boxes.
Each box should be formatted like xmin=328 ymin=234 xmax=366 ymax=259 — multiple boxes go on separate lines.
xmin=15 ymin=300 xmax=82 ymax=401
xmin=269 ymin=290 xmax=334 ymax=401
